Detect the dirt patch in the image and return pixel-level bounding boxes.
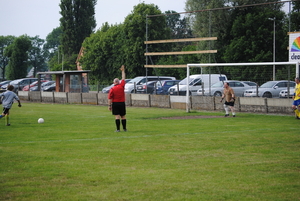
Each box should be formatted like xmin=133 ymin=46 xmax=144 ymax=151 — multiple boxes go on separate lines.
xmin=160 ymin=115 xmax=223 ymax=119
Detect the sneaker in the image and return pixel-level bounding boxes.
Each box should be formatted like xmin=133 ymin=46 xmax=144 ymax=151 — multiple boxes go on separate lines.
xmin=233 ymin=115 xmax=236 ymax=117
xmin=6 ymin=124 xmax=10 ymax=126
xmin=123 ymin=129 xmax=127 ymax=132
xmin=115 ymin=130 xmax=120 ymax=132
xmin=224 ymin=114 xmax=229 ymax=117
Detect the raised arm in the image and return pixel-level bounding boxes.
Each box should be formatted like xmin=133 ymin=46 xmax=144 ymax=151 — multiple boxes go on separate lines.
xmin=120 ymin=65 xmax=125 ymax=80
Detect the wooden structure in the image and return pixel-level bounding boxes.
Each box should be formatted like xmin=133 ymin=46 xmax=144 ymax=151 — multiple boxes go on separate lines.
xmin=37 ymin=70 xmax=91 ymax=93
xmin=144 ymin=37 xmax=217 ymax=68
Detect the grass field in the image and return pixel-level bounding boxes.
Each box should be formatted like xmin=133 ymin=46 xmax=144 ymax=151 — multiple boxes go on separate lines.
xmin=0 ymin=102 xmax=299 ymax=201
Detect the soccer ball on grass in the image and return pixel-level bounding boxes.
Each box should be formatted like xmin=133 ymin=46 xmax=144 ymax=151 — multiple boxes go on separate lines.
xmin=38 ymin=118 xmax=44 ymax=124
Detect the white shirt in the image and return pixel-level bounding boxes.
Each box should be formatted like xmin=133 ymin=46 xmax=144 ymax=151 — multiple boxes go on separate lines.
xmin=0 ymin=90 xmax=19 ymax=109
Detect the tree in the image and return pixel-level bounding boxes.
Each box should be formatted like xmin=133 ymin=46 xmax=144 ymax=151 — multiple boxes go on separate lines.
xmin=185 ymin=0 xmax=229 ymax=65
xmin=81 ymin=3 xmax=171 ymax=84
xmin=81 ymin=23 xmax=125 ymax=84
xmin=290 ymin=1 xmax=300 ymax=32
xmin=154 ymin=11 xmax=197 ymax=79
xmin=222 ymin=0 xmax=287 ymax=81
xmin=44 ymin=27 xmax=64 ymax=72
xmin=44 ymin=27 xmax=63 ymax=62
xmin=59 ymin=0 xmax=96 ymax=70
xmin=4 ymin=35 xmax=31 ymax=80
xmin=123 ymin=3 xmax=170 ymax=78
xmin=28 ymin=36 xmax=48 ymax=77
xmin=0 ymin=35 xmax=15 ymax=79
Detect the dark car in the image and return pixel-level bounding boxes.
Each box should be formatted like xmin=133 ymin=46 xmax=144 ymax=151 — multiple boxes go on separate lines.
xmin=155 ymin=80 xmax=181 ymax=95
xmin=9 ymin=78 xmax=38 ymax=92
xmin=43 ymin=82 xmax=56 ymax=92
xmin=30 ymin=81 xmax=55 ymax=91
xmin=23 ymin=80 xmax=48 ymax=91
xmin=136 ymin=81 xmax=158 ymax=94
xmin=102 ymin=79 xmax=131 ymax=93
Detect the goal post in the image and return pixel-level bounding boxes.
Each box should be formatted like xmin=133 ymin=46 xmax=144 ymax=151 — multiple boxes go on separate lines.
xmin=183 ymin=61 xmax=299 ymax=112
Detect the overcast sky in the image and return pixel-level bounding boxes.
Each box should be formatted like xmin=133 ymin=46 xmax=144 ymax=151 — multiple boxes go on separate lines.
xmin=0 ymin=0 xmax=186 ymax=39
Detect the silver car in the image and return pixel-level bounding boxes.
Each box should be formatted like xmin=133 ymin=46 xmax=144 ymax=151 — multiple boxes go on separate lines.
xmin=279 ymin=88 xmax=295 ymax=98
xmin=244 ymin=80 xmax=296 ymax=98
xmin=197 ymin=80 xmax=257 ymax=97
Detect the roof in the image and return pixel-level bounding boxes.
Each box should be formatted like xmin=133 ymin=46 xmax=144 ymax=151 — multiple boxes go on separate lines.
xmin=37 ymin=70 xmax=91 ymax=75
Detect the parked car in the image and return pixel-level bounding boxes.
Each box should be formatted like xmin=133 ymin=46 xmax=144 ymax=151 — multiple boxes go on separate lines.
xmin=43 ymin=82 xmax=56 ymax=92
xmin=23 ymin=80 xmax=48 ymax=91
xmin=30 ymin=81 xmax=55 ymax=91
xmin=0 ymin=80 xmax=11 ymax=91
xmin=9 ymin=78 xmax=38 ymax=92
xmin=102 ymin=79 xmax=131 ymax=93
xmin=169 ymin=74 xmax=227 ymax=96
xmin=125 ymin=76 xmax=176 ymax=93
xmin=136 ymin=81 xmax=157 ymax=94
xmin=279 ymin=88 xmax=295 ymax=98
xmin=244 ymin=80 xmax=296 ymax=98
xmin=0 ymin=80 xmax=11 ymax=88
xmin=197 ymin=80 xmax=257 ymax=97
xmin=155 ymin=80 xmax=181 ymax=95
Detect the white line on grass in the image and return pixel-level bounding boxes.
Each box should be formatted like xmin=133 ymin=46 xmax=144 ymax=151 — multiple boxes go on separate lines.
xmin=0 ymin=127 xmax=297 ymax=144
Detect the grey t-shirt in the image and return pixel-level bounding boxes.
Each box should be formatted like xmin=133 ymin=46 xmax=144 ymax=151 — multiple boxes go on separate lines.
xmin=0 ymin=91 xmax=19 ymax=109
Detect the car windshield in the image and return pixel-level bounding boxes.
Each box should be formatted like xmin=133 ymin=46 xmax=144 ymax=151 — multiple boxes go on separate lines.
xmin=42 ymin=81 xmax=54 ymax=86
xmin=30 ymin=81 xmax=38 ymax=85
xmin=179 ymin=77 xmax=197 ymax=85
xmin=243 ymin=81 xmax=257 ymax=86
xmin=211 ymin=81 xmax=224 ymax=88
xmin=10 ymin=80 xmax=20 ymax=85
xmin=128 ymin=77 xmax=142 ymax=83
xmin=260 ymin=81 xmax=277 ymax=88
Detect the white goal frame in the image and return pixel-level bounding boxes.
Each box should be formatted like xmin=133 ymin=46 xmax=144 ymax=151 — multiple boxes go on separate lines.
xmin=184 ymin=61 xmax=300 ymax=112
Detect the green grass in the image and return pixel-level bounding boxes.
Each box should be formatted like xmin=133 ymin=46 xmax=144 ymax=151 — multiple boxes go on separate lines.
xmin=0 ymin=103 xmax=299 ymax=201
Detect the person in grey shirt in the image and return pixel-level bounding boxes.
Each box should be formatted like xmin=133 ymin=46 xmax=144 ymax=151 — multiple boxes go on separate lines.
xmin=0 ymin=85 xmax=22 ymax=126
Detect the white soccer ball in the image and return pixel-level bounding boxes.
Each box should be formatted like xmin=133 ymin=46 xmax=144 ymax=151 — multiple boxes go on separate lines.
xmin=38 ymin=118 xmax=44 ymax=124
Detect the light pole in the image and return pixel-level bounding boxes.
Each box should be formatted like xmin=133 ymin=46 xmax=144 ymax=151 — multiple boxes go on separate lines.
xmin=273 ymin=18 xmax=275 ymax=81
xmin=269 ymin=18 xmax=276 ymax=81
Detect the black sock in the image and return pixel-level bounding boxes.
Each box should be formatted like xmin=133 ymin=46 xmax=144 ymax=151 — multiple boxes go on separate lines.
xmin=115 ymin=119 xmax=120 ymax=130
xmin=122 ymin=119 xmax=126 ymax=130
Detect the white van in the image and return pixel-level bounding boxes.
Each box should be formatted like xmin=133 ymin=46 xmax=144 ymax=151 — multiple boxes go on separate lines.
xmin=168 ymin=74 xmax=227 ymax=96
xmin=125 ymin=76 xmax=176 ymax=93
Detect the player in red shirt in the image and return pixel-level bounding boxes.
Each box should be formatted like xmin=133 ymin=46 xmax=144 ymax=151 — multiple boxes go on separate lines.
xmin=108 ymin=65 xmax=127 ymax=132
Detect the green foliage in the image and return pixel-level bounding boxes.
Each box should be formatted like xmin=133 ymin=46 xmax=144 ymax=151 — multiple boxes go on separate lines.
xmin=0 ymin=103 xmax=299 ymax=200
xmin=43 ymin=27 xmax=64 ymax=71
xmin=59 ymin=0 xmax=96 ymax=63
xmin=28 ymin=36 xmax=48 ymax=76
xmin=183 ymin=0 xmax=229 ymax=73
xmin=290 ymin=1 xmax=300 ymax=32
xmin=221 ymin=2 xmax=287 ymax=81
xmin=0 ymin=35 xmax=15 ymax=79
xmin=81 ymin=23 xmax=125 ymax=84
xmin=81 ymin=3 xmax=171 ymax=84
xmin=123 ymin=3 xmax=170 ymax=78
xmin=4 ymin=35 xmax=31 ymax=80
xmin=44 ymin=27 xmax=63 ymax=65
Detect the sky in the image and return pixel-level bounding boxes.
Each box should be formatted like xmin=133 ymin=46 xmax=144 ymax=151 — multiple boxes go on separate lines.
xmin=0 ymin=0 xmax=186 ymax=39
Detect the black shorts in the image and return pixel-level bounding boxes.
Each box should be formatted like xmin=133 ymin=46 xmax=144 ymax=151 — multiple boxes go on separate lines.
xmin=112 ymin=102 xmax=126 ymax=116
xmin=2 ymin=108 xmax=10 ymax=115
xmin=225 ymin=101 xmax=235 ymax=107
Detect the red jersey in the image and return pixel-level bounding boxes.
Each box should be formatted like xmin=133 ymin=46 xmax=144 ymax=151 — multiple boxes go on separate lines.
xmin=108 ymin=79 xmax=125 ymax=102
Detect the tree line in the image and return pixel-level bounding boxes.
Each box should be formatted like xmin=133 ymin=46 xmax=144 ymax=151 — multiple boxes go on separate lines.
xmin=0 ymin=0 xmax=299 ymax=84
